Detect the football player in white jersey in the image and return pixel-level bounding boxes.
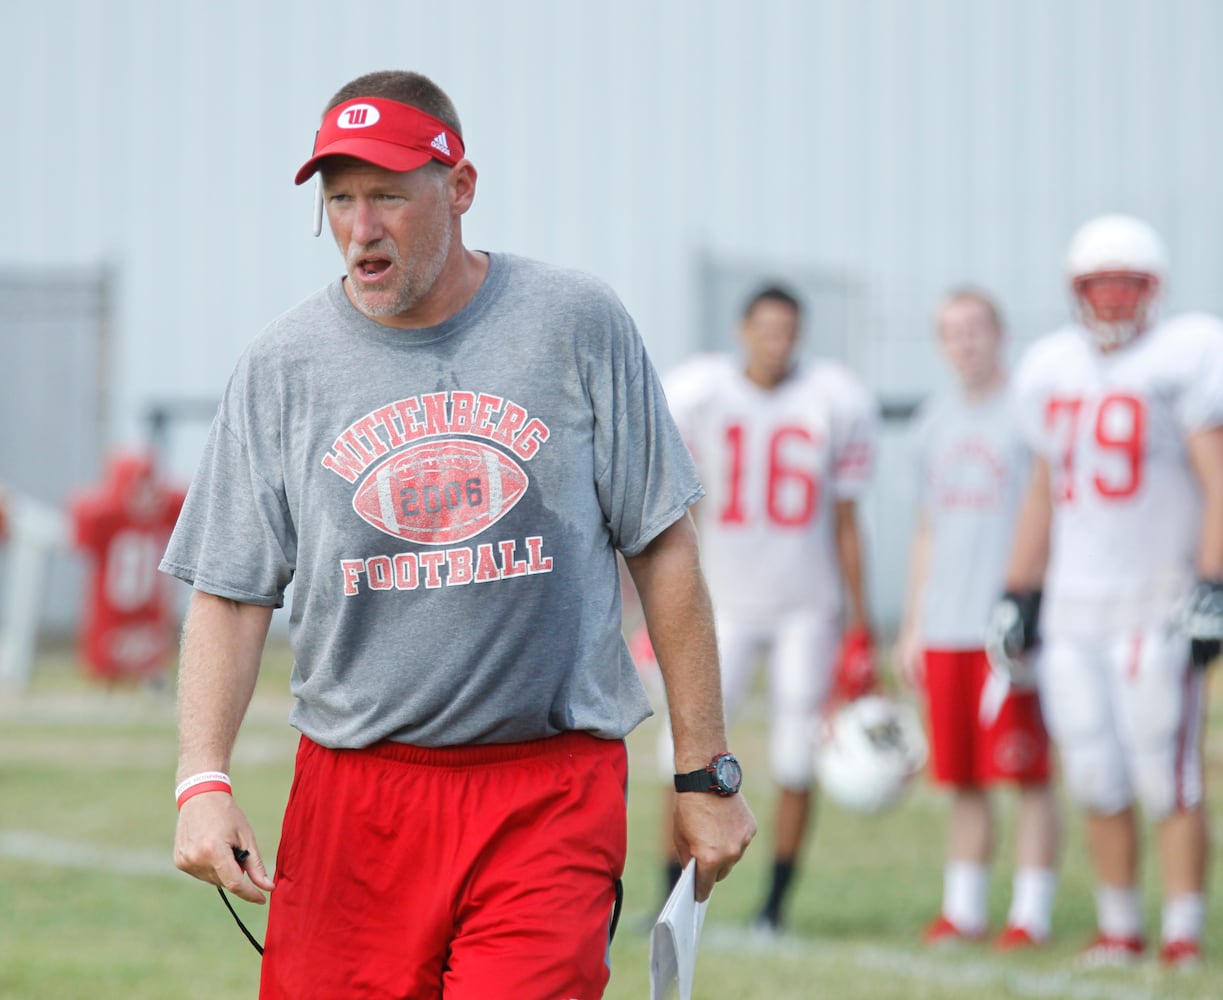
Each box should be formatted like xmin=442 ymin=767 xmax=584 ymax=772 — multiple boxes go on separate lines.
xmin=895 ymin=289 xmax=1060 ymax=950
xmin=655 ymin=285 xmax=879 ymax=932
xmin=990 ymin=215 xmax=1223 ymax=968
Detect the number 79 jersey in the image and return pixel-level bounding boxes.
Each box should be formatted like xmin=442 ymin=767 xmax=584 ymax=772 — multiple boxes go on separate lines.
xmin=663 ymin=354 xmax=877 ymax=622
xmin=1013 ymin=312 xmax=1223 ymax=638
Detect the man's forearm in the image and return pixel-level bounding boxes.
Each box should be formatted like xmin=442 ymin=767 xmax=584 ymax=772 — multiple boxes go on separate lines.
xmin=1005 ymin=458 xmax=1053 ymax=591
xmin=834 ymin=500 xmax=870 ymax=630
xmin=898 ymin=514 xmax=931 ymax=638
xmin=1189 ymin=427 xmax=1223 ymax=578
xmin=625 ymin=514 xmax=728 ymax=772
xmin=176 ymin=590 xmax=274 ymax=779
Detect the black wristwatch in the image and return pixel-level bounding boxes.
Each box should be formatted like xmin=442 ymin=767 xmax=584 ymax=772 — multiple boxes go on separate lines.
xmin=674 ymin=752 xmax=742 ymax=796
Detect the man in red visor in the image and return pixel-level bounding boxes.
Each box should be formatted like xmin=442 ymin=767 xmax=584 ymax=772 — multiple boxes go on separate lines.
xmin=163 ymin=70 xmax=756 ymax=999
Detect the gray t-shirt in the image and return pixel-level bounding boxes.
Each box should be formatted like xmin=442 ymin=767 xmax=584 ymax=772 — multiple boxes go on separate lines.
xmin=161 ymin=253 xmax=702 ymax=748
xmin=910 ymin=383 xmax=1029 ymax=648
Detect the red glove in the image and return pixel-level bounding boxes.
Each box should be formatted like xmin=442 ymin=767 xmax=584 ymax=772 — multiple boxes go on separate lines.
xmin=628 ymin=623 xmax=657 ymax=671
xmin=832 ymin=626 xmax=877 ymax=704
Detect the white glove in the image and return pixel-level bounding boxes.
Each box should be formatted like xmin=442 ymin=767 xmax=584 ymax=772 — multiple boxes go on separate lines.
xmin=1182 ymin=580 xmax=1223 ymax=670
xmin=984 ymin=591 xmax=1041 ymax=689
xmin=1182 ymin=579 xmax=1223 ymax=640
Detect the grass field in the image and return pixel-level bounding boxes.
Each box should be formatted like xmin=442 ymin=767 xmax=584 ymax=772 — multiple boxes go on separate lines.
xmin=2 ymin=642 xmax=1221 ymax=1000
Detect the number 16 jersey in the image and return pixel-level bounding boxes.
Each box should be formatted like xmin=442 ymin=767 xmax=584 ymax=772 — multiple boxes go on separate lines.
xmin=663 ymin=354 xmax=877 ymax=624
xmin=1013 ymin=312 xmax=1223 ymax=638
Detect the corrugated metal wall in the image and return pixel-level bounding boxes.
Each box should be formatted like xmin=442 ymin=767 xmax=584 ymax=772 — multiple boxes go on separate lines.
xmin=4 ymin=0 xmax=1221 ymax=629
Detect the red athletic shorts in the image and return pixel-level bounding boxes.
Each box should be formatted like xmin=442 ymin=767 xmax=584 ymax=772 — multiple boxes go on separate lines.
xmin=923 ymin=648 xmax=1051 ymax=786
xmin=259 ymin=731 xmax=627 ymax=1000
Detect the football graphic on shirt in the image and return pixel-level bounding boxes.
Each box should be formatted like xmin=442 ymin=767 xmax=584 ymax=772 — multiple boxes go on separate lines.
xmin=353 ymin=438 xmax=528 ymax=544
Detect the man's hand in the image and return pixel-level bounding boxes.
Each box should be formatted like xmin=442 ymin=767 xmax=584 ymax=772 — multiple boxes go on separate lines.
xmin=174 ymin=792 xmax=275 ymax=904
xmin=672 ymin=792 xmax=756 ymax=902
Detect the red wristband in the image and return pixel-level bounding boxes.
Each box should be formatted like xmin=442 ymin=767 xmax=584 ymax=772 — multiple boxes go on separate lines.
xmin=176 ymin=781 xmax=233 ymax=810
xmin=175 ymin=770 xmax=233 ymax=810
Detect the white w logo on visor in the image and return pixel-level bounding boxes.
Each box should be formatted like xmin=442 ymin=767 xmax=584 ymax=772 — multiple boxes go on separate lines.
xmin=338 ymin=104 xmax=381 ymax=129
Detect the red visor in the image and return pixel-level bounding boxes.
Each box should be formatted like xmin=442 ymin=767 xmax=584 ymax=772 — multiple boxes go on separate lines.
xmin=294 ymin=97 xmax=465 ymax=185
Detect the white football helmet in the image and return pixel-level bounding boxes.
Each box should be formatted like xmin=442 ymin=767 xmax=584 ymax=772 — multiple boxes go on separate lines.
xmin=1065 ymin=214 xmax=1167 ymax=349
xmin=812 ymin=695 xmax=928 ymax=815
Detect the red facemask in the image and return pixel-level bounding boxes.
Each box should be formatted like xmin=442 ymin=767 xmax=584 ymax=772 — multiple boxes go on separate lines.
xmin=1072 ymin=271 xmax=1159 ymax=349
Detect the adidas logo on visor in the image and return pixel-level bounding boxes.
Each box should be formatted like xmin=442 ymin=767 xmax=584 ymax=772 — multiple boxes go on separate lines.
xmin=430 ymin=132 xmax=451 ymax=156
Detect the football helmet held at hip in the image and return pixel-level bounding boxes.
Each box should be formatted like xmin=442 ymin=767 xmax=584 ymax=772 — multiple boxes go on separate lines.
xmin=813 ymin=695 xmax=928 ymax=814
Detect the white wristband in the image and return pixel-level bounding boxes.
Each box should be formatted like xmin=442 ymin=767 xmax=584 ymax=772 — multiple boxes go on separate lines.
xmin=175 ymin=771 xmax=232 ymax=802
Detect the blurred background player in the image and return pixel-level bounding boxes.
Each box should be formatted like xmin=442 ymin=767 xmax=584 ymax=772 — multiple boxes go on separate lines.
xmin=655 ymin=284 xmax=878 ymax=933
xmin=70 ymin=451 xmax=186 ymax=683
xmin=990 ymin=214 xmax=1223 ymax=968
xmin=894 ymin=289 xmax=1060 ymax=949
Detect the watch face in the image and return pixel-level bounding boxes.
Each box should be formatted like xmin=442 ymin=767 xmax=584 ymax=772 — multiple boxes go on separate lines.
xmin=714 ymin=754 xmax=742 ymax=793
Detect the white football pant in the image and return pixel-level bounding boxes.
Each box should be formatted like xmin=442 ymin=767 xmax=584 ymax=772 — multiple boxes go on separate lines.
xmin=1038 ymin=627 xmax=1205 ymax=819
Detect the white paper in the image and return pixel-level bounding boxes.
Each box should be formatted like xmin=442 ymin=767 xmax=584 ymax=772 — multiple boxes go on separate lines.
xmin=977 ymin=668 xmax=1011 ymax=726
xmin=649 ymin=860 xmax=709 ymax=1000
